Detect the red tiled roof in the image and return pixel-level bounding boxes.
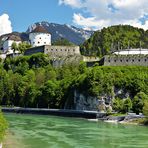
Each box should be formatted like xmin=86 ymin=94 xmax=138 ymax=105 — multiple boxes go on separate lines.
xmin=31 ymin=26 xmax=50 ymax=34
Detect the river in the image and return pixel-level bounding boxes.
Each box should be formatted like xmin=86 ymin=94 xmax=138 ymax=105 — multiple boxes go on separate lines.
xmin=4 ymin=113 xmax=148 ymax=148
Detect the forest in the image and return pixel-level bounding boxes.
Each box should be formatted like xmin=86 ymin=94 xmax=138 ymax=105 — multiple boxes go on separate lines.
xmin=80 ymin=25 xmax=148 ymax=57
xmin=0 ymin=53 xmax=148 ymax=115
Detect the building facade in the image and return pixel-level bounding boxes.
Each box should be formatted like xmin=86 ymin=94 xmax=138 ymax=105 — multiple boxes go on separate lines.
xmin=3 ymin=35 xmax=22 ymax=52
xmin=29 ymin=26 xmax=51 ymax=47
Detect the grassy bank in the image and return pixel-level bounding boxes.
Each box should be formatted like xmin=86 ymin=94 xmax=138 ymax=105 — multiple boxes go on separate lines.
xmin=0 ymin=112 xmax=8 ymax=145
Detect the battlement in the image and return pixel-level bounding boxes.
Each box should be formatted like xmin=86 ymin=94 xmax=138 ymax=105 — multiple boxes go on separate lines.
xmin=102 ymin=54 xmax=148 ymax=66
xmin=24 ymin=45 xmax=80 ymax=57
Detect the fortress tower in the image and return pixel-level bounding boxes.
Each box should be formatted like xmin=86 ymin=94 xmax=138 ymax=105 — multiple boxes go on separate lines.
xmin=29 ymin=26 xmax=51 ymax=47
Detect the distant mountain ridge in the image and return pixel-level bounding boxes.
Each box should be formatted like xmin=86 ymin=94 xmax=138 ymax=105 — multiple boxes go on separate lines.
xmin=0 ymin=22 xmax=94 ymax=45
xmin=26 ymin=21 xmax=94 ymax=45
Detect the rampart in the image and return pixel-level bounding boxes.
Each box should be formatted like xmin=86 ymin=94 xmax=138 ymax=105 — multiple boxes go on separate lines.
xmin=24 ymin=45 xmax=80 ymax=58
xmin=102 ymin=54 xmax=148 ymax=66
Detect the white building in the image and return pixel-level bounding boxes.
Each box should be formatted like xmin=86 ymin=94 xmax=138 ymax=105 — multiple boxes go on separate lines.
xmin=3 ymin=35 xmax=22 ymax=53
xmin=113 ymin=48 xmax=148 ymax=55
xmin=29 ymin=26 xmax=51 ymax=47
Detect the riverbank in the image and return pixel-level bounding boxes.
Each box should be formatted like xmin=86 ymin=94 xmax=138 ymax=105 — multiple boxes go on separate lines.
xmin=3 ymin=131 xmax=24 ymax=148
xmin=2 ymin=107 xmax=100 ymax=119
xmin=103 ymin=114 xmax=148 ymax=126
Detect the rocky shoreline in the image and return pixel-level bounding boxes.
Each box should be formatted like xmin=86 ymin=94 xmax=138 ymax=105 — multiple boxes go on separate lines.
xmin=102 ymin=114 xmax=147 ymax=125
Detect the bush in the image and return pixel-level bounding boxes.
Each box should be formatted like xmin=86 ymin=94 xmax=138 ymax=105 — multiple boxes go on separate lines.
xmin=0 ymin=112 xmax=8 ymax=142
xmin=143 ymin=100 xmax=148 ymax=116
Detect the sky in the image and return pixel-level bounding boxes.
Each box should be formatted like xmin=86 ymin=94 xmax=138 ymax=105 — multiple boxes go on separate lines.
xmin=0 ymin=0 xmax=148 ymax=36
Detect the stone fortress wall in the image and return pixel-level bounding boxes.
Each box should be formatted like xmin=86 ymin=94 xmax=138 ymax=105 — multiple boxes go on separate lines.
xmin=44 ymin=45 xmax=80 ymax=58
xmin=103 ymin=54 xmax=148 ymax=66
xmin=82 ymin=56 xmax=99 ymax=62
xmin=24 ymin=45 xmax=80 ymax=58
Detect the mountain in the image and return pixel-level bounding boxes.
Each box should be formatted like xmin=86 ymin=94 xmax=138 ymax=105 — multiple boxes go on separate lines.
xmin=80 ymin=25 xmax=148 ymax=57
xmin=26 ymin=21 xmax=94 ymax=45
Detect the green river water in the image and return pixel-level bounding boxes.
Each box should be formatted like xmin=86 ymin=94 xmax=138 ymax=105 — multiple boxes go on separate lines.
xmin=4 ymin=113 xmax=148 ymax=148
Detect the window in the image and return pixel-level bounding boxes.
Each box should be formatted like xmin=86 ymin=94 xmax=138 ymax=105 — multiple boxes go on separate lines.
xmin=145 ymin=59 xmax=147 ymax=62
xmin=108 ymin=60 xmax=110 ymax=62
xmin=138 ymin=59 xmax=140 ymax=62
xmin=114 ymin=60 xmax=116 ymax=62
xmin=65 ymin=49 xmax=67 ymax=51
xmin=44 ymin=42 xmax=46 ymax=44
xmin=120 ymin=60 xmax=122 ymax=62
xmin=132 ymin=59 xmax=134 ymax=62
xmin=73 ymin=49 xmax=75 ymax=52
xmin=126 ymin=60 xmax=128 ymax=62
xmin=61 ymin=49 xmax=62 ymax=51
xmin=38 ymin=42 xmax=40 ymax=44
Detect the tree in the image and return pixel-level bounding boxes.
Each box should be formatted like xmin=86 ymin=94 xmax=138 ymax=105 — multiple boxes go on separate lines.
xmin=11 ymin=42 xmax=18 ymax=51
xmin=123 ymin=98 xmax=132 ymax=113
xmin=112 ymin=98 xmax=124 ymax=112
xmin=143 ymin=100 xmax=148 ymax=116
xmin=132 ymin=92 xmax=146 ymax=114
xmin=52 ymin=38 xmax=75 ymax=46
xmin=18 ymin=42 xmax=32 ymax=53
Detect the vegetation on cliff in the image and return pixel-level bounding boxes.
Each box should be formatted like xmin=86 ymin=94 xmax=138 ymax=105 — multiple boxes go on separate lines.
xmin=0 ymin=53 xmax=148 ymax=115
xmin=80 ymin=25 xmax=148 ymax=57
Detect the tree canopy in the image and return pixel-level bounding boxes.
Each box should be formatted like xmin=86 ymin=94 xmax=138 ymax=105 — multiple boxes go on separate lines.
xmin=81 ymin=25 xmax=148 ymax=57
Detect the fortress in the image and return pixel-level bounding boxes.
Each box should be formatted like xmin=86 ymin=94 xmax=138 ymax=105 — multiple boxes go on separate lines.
xmin=100 ymin=49 xmax=148 ymax=66
xmin=0 ymin=25 xmax=148 ymax=67
xmin=24 ymin=26 xmax=81 ymax=59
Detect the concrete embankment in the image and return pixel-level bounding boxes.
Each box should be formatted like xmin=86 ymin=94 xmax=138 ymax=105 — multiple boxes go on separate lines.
xmin=2 ymin=107 xmax=100 ymax=119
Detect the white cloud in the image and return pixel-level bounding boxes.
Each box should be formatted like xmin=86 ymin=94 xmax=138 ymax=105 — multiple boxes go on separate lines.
xmin=59 ymin=0 xmax=148 ymax=30
xmin=59 ymin=0 xmax=83 ymax=8
xmin=0 ymin=14 xmax=12 ymax=36
xmin=73 ymin=13 xmax=110 ymax=30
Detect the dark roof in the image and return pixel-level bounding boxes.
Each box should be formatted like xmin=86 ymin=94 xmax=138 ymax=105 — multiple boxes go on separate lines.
xmin=31 ymin=26 xmax=50 ymax=34
xmin=7 ymin=35 xmax=22 ymax=41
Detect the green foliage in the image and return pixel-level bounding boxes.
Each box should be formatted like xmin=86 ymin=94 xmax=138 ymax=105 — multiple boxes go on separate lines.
xmin=132 ymin=92 xmax=148 ymax=114
xmin=123 ymin=98 xmax=132 ymax=113
xmin=0 ymin=53 xmax=148 ymax=113
xmin=81 ymin=25 xmax=148 ymax=57
xmin=0 ymin=112 xmax=8 ymax=142
xmin=52 ymin=38 xmax=75 ymax=46
xmin=112 ymin=98 xmax=124 ymax=112
xmin=143 ymin=100 xmax=148 ymax=116
xmin=12 ymin=42 xmax=32 ymax=53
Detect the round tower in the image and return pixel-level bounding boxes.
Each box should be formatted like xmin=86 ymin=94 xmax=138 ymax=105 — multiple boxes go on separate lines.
xmin=29 ymin=26 xmax=51 ymax=47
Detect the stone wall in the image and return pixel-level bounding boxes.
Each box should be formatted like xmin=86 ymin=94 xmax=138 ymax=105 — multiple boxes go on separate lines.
xmin=44 ymin=45 xmax=80 ymax=58
xmin=24 ymin=46 xmax=44 ymax=55
xmin=102 ymin=54 xmax=148 ymax=66
xmin=24 ymin=45 xmax=80 ymax=58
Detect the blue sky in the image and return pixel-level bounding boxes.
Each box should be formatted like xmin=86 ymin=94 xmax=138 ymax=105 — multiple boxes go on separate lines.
xmin=0 ymin=0 xmax=76 ymax=32
xmin=0 ymin=0 xmax=148 ymax=35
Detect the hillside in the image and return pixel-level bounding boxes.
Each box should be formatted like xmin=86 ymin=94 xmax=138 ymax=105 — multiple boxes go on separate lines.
xmin=80 ymin=25 xmax=148 ymax=57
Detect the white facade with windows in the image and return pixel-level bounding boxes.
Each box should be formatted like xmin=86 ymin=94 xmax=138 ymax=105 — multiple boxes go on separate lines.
xmin=29 ymin=32 xmax=51 ymax=47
